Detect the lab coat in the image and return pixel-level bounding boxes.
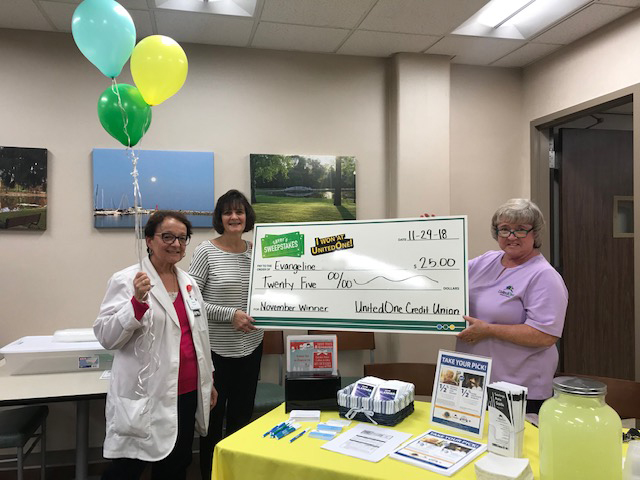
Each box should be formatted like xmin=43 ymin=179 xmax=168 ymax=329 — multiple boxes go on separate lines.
xmin=94 ymin=256 xmax=214 ymax=461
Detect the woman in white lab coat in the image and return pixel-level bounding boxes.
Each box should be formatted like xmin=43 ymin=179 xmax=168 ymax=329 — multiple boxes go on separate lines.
xmin=94 ymin=211 xmax=217 ymax=480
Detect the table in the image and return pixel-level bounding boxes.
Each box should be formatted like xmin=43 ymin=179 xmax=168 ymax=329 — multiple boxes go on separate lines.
xmin=0 ymin=358 xmax=108 ymax=480
xmin=212 ymin=402 xmax=542 ymax=480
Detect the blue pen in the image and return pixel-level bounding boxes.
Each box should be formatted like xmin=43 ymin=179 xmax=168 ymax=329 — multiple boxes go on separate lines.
xmin=270 ymin=422 xmax=292 ymax=438
xmin=275 ymin=425 xmax=297 ymax=439
xmin=263 ymin=422 xmax=286 ymax=437
xmin=289 ymin=428 xmax=308 ymax=443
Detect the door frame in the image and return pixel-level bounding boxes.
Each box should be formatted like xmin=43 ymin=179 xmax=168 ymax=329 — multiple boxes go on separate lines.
xmin=530 ymin=85 xmax=640 ymax=380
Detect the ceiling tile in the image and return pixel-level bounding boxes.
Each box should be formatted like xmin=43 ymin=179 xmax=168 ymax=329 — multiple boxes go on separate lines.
xmin=120 ymin=0 xmax=150 ymax=8
xmin=338 ymin=30 xmax=440 ymax=57
xmin=427 ymin=36 xmax=525 ymax=66
xmin=0 ymin=0 xmax=53 ymax=31
xmin=6 ymin=0 xmax=638 ymax=66
xmin=534 ymin=4 xmax=633 ymax=45
xmin=40 ymin=1 xmax=153 ymax=38
xmin=252 ymin=22 xmax=350 ymax=53
xmin=596 ymin=0 xmax=640 ymax=7
xmin=155 ymin=11 xmax=254 ymax=46
xmin=360 ymin=0 xmax=490 ymax=36
xmin=128 ymin=11 xmax=154 ymax=38
xmin=41 ymin=0 xmax=150 ymax=8
xmin=491 ymin=43 xmax=563 ymax=68
xmin=40 ymin=1 xmax=86 ymax=32
xmin=261 ymin=0 xmax=375 ymax=28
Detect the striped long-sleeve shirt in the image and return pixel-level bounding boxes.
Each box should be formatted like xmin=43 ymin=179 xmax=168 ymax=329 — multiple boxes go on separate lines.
xmin=188 ymin=240 xmax=263 ymax=358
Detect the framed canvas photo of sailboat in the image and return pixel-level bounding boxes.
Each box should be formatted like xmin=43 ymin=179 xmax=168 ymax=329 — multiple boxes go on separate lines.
xmin=92 ymin=148 xmax=214 ymax=229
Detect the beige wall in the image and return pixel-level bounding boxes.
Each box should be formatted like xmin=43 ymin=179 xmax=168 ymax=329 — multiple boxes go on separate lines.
xmin=522 ymin=9 xmax=640 ymax=380
xmin=0 ymin=29 xmax=389 ymax=347
xmin=0 ymin=28 xmax=524 ymax=450
xmin=524 ymin=9 xmax=640 ymax=123
xmin=451 ymin=64 xmax=524 ymax=258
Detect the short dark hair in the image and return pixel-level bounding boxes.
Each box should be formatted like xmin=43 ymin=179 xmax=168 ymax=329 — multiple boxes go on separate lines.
xmin=212 ymin=190 xmax=255 ymax=234
xmin=145 ymin=211 xmax=192 ymax=254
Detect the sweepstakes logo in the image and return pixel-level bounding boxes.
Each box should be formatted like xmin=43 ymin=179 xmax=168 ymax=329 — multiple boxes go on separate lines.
xmin=261 ymin=232 xmax=304 ymax=258
xmin=498 ymin=285 xmax=515 ymax=298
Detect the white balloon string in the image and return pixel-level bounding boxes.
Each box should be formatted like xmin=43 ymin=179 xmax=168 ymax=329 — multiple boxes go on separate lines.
xmin=112 ymin=79 xmax=132 ymax=149
xmin=133 ymin=312 xmax=161 ymax=400
xmin=128 ymin=148 xmax=144 ymax=268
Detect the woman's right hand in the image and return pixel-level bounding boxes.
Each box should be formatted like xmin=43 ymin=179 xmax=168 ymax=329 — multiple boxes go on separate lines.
xmin=232 ymin=310 xmax=257 ymax=333
xmin=133 ymin=272 xmax=152 ymax=302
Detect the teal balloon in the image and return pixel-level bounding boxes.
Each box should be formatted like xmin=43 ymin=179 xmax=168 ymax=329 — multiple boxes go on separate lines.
xmin=97 ymin=84 xmax=151 ymax=147
xmin=72 ymin=0 xmax=136 ymax=78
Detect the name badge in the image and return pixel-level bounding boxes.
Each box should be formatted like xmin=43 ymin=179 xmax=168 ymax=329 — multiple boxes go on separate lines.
xmin=187 ymin=297 xmax=201 ymax=313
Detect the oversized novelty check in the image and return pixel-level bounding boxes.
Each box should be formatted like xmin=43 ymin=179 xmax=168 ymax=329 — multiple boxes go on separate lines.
xmin=248 ymin=216 xmax=468 ymax=334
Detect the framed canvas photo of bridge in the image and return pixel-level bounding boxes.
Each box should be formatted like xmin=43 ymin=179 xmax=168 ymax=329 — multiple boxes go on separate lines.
xmin=0 ymin=146 xmax=47 ymax=231
xmin=92 ymin=148 xmax=214 ymax=229
xmin=249 ymin=154 xmax=356 ymax=223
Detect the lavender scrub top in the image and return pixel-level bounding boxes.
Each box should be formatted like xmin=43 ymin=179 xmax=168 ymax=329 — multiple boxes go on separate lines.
xmin=456 ymin=250 xmax=568 ymax=399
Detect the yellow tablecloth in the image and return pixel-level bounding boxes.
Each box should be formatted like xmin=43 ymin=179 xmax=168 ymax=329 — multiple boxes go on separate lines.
xmin=213 ymin=402 xmax=542 ymax=479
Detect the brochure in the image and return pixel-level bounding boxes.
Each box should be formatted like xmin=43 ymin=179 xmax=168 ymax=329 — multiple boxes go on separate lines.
xmin=430 ymin=350 xmax=492 ymax=437
xmin=286 ymin=334 xmax=338 ymax=374
xmin=321 ymin=423 xmax=412 ymax=463
xmin=487 ymin=381 xmax=527 ymax=457
xmin=391 ymin=429 xmax=486 ymax=476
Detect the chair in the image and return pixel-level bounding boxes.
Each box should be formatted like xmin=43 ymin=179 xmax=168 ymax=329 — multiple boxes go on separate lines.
xmin=308 ymin=330 xmax=375 ymax=388
xmin=0 ymin=405 xmax=49 ymax=480
xmin=254 ymin=331 xmax=285 ymax=415
xmin=364 ymin=363 xmax=437 ymax=397
xmin=555 ymin=372 xmax=640 ymax=424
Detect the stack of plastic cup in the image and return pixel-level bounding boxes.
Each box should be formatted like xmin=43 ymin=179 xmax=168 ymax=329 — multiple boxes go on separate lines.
xmin=624 ymin=441 xmax=640 ymax=480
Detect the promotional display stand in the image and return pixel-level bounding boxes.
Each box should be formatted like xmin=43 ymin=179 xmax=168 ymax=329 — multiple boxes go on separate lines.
xmin=284 ymin=334 xmax=341 ymax=411
xmin=285 ymin=371 xmax=341 ymax=412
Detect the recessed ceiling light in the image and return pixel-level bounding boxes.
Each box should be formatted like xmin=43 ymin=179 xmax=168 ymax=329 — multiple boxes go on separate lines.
xmin=453 ymin=0 xmax=590 ymax=40
xmin=155 ymin=0 xmax=257 ymax=17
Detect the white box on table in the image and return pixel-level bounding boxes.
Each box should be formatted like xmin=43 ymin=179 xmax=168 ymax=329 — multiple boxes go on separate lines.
xmin=0 ymin=335 xmax=113 ymax=375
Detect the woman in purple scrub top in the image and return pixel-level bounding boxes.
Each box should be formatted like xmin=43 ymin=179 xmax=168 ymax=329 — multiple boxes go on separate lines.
xmin=456 ymin=199 xmax=568 ymax=414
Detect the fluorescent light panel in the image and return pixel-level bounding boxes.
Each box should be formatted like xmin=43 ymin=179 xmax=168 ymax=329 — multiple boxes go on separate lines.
xmin=453 ymin=0 xmax=591 ymax=40
xmin=154 ymin=0 xmax=257 ymax=17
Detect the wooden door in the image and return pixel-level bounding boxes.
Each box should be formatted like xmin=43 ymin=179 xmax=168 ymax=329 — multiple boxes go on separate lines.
xmin=559 ymin=128 xmax=634 ymax=379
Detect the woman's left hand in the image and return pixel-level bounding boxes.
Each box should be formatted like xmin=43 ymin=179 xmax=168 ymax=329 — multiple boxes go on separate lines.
xmin=232 ymin=310 xmax=257 ymax=333
xmin=457 ymin=316 xmax=492 ymax=344
xmin=210 ymin=386 xmax=218 ymax=409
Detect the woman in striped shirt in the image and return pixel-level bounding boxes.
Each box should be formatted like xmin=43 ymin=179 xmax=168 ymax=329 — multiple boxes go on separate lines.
xmin=188 ymin=189 xmax=264 ymax=480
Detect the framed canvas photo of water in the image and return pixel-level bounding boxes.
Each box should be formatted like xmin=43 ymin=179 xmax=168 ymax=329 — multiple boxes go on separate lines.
xmin=249 ymin=154 xmax=356 ymax=223
xmin=92 ymin=149 xmax=214 ymax=229
xmin=0 ymin=146 xmax=47 ymax=230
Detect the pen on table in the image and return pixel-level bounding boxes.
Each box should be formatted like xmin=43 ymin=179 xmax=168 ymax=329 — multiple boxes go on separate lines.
xmin=289 ymin=428 xmax=309 ymax=443
xmin=275 ymin=425 xmax=297 ymax=439
xmin=271 ymin=422 xmax=294 ymax=437
xmin=263 ymin=422 xmax=286 ymax=437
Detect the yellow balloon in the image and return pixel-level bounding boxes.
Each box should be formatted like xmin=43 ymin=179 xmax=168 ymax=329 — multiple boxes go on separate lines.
xmin=130 ymin=35 xmax=188 ymax=106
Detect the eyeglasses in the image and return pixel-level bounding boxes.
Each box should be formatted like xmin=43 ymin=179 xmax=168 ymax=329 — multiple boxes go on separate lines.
xmin=496 ymin=227 xmax=534 ymax=239
xmin=156 ymin=233 xmax=190 ymax=246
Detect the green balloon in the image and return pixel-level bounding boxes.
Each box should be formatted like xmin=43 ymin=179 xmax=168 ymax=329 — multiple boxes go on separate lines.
xmin=97 ymin=84 xmax=151 ymax=147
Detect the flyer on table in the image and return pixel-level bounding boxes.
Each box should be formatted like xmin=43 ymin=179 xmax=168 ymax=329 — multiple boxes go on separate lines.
xmin=391 ymin=430 xmax=486 ymax=476
xmin=430 ymin=350 xmax=492 ymax=437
